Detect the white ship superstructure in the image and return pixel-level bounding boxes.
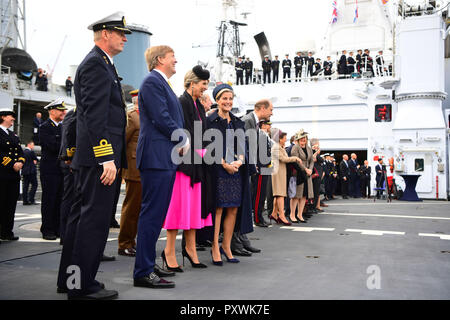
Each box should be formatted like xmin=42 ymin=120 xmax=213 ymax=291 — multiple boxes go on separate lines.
xmin=218 ymin=0 xmax=450 ymax=200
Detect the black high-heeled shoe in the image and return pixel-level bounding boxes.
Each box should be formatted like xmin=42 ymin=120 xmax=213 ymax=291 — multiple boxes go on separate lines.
xmin=269 ymin=215 xmax=279 ymax=224
xmin=161 ymin=250 xmax=183 ymax=272
xmin=210 ymin=250 xmax=223 ymax=266
xmin=182 ymin=247 xmax=207 ymax=269
xmin=220 ymin=247 xmax=240 ymax=263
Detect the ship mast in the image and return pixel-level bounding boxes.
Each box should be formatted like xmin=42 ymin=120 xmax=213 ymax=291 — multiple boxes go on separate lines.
xmin=215 ymin=0 xmax=247 ymax=82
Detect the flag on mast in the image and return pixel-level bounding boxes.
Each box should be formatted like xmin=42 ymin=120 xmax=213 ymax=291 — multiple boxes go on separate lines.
xmin=331 ymin=0 xmax=338 ymax=24
xmin=382 ymin=0 xmax=389 ymax=4
xmin=353 ymin=0 xmax=359 ymax=23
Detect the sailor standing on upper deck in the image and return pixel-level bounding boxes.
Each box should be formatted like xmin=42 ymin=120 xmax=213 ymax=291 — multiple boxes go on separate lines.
xmin=57 ymin=12 xmax=130 ymax=300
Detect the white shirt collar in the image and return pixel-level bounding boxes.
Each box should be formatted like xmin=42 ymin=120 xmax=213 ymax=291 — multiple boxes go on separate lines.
xmin=0 ymin=124 xmax=9 ymax=134
xmin=99 ymin=48 xmax=114 ymax=65
xmin=252 ymin=112 xmax=260 ymax=126
xmin=154 ymin=69 xmax=170 ymax=83
xmin=50 ymin=118 xmax=61 ymax=126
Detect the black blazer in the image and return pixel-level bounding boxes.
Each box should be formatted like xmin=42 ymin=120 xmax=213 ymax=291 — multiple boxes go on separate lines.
xmin=39 ymin=119 xmax=62 ymax=175
xmin=339 ymin=160 xmax=350 ymax=179
xmin=22 ymin=148 xmax=38 ymax=176
xmin=72 ymin=46 xmax=127 ymax=169
xmin=0 ymin=128 xmax=25 ymax=180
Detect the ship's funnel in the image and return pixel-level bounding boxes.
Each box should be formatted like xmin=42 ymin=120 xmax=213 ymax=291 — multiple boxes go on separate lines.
xmin=254 ymin=32 xmax=272 ymax=60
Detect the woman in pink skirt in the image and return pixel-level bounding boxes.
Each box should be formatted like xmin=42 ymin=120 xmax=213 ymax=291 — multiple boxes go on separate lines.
xmin=162 ymin=66 xmax=213 ymax=271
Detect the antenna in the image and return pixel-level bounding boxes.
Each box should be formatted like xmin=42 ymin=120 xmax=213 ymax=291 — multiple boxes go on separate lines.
xmin=0 ymin=0 xmax=26 ymax=50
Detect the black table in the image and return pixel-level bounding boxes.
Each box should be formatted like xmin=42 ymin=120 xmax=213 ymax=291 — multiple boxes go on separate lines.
xmin=400 ymin=174 xmax=422 ymax=202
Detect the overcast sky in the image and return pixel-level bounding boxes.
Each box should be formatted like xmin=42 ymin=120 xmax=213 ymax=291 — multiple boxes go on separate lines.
xmin=25 ymin=0 xmax=332 ymax=90
xmin=24 ymin=0 xmax=431 ymax=91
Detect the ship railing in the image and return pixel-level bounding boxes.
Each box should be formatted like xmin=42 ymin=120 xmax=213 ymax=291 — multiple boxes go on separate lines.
xmin=0 ymin=65 xmax=11 ymax=91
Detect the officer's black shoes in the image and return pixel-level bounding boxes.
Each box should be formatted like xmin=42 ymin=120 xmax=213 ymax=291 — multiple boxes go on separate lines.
xmin=231 ymin=248 xmax=252 ymax=257
xmin=254 ymin=221 xmax=269 ymax=228
xmin=134 ymin=273 xmax=175 ymax=289
xmin=110 ymin=220 xmax=120 ymax=229
xmin=68 ymin=289 xmax=118 ymax=300
xmin=42 ymin=234 xmax=57 ymax=241
xmin=101 ymin=254 xmax=116 ymax=262
xmin=58 ymin=282 xmax=105 ymax=294
xmin=154 ymin=264 xmax=176 ymax=278
xmin=244 ymin=245 xmax=261 ymax=254
xmin=1 ymin=235 xmax=19 ymax=241
xmin=118 ymin=248 xmax=136 ymax=257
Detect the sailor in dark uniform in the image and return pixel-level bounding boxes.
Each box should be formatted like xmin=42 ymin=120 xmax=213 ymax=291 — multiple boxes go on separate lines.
xmin=347 ymin=51 xmax=356 ymax=74
xmin=356 ymin=49 xmax=363 ymax=73
xmin=244 ymin=57 xmax=253 ymax=84
xmin=375 ymin=50 xmax=385 ymax=76
xmin=262 ymin=55 xmax=271 ymax=84
xmin=22 ymin=140 xmax=39 ymax=205
xmin=338 ymin=50 xmax=348 ymax=77
xmin=235 ymin=57 xmax=245 ymax=85
xmin=271 ymin=55 xmax=280 ymax=83
xmin=313 ymin=58 xmax=322 ymax=76
xmin=294 ymin=51 xmax=303 ymax=81
xmin=362 ymin=49 xmax=374 ymax=75
xmin=57 ymin=12 xmax=131 ymax=300
xmin=282 ymin=54 xmax=292 ymax=82
xmin=39 ymin=99 xmax=67 ymax=240
xmin=306 ymin=52 xmax=315 ymax=78
xmin=0 ymin=109 xmax=24 ymax=242
xmin=58 ymin=108 xmax=77 ymax=243
xmin=323 ymin=56 xmax=333 ymax=78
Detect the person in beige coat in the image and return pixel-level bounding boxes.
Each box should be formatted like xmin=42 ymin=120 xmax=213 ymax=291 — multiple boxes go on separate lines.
xmin=290 ymin=129 xmax=314 ymax=223
xmin=118 ymin=91 xmax=141 ymax=257
xmin=270 ymin=129 xmax=302 ymax=226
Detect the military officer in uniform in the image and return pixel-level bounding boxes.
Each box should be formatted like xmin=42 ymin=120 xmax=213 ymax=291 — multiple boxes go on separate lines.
xmin=271 ymin=55 xmax=280 ymax=83
xmin=359 ymin=160 xmax=371 ymax=198
xmin=235 ymin=57 xmax=245 ymax=85
xmin=306 ymin=52 xmax=315 ymax=78
xmin=294 ymin=51 xmax=303 ymax=81
xmin=347 ymin=51 xmax=356 ymax=74
xmin=323 ymin=56 xmax=333 ymax=78
xmin=0 ymin=109 xmax=24 ymax=242
xmin=40 ymin=99 xmax=67 ymax=240
xmin=244 ymin=57 xmax=253 ymax=85
xmin=57 ymin=12 xmax=131 ymax=300
xmin=282 ymin=54 xmax=292 ymax=82
xmin=262 ymin=55 xmax=271 ymax=84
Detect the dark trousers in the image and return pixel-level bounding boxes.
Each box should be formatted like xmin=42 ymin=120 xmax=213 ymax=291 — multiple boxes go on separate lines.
xmin=22 ymin=173 xmax=38 ymax=204
xmin=110 ymin=177 xmax=122 ymax=225
xmin=349 ymin=175 xmax=361 ymax=198
xmin=0 ymin=177 xmax=19 ymax=237
xmin=236 ymin=72 xmax=244 ymax=85
xmin=263 ymin=71 xmax=271 ymax=84
xmin=283 ymin=69 xmax=291 ymax=82
xmin=360 ymin=177 xmax=371 ymax=198
xmin=341 ymin=178 xmax=349 ymax=197
xmin=312 ymin=177 xmax=321 ymax=208
xmin=272 ymin=70 xmax=279 ymax=83
xmin=251 ymin=174 xmax=268 ymax=224
xmin=40 ymin=173 xmax=64 ymax=236
xmin=325 ymin=176 xmax=332 ymax=199
xmin=266 ymin=175 xmax=273 ymax=215
xmin=58 ymin=166 xmax=118 ymax=297
xmin=295 ymin=68 xmax=302 ymax=81
xmin=59 ymin=167 xmax=74 ymax=242
xmin=245 ymin=72 xmax=252 ymax=85
xmin=134 ymin=169 xmax=176 ymax=279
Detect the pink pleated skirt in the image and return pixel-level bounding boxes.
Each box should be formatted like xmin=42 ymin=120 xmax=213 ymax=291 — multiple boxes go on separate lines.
xmin=163 ymin=150 xmax=212 ymax=230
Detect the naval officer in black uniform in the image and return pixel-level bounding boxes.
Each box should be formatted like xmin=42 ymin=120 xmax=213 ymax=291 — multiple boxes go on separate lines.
xmin=262 ymin=55 xmax=272 ymax=84
xmin=271 ymin=55 xmax=280 ymax=83
xmin=57 ymin=12 xmax=130 ymax=300
xmin=244 ymin=57 xmax=253 ymax=85
xmin=235 ymin=57 xmax=245 ymax=85
xmin=39 ymin=99 xmax=67 ymax=240
xmin=282 ymin=54 xmax=292 ymax=82
xmin=0 ymin=109 xmax=24 ymax=242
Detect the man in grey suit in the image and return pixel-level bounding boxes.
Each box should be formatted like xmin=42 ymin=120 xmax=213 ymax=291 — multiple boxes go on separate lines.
xmin=232 ymin=99 xmax=273 ymax=256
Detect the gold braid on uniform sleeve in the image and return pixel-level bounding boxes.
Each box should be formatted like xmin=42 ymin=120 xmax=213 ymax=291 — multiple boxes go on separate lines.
xmin=93 ymin=139 xmax=114 ymax=158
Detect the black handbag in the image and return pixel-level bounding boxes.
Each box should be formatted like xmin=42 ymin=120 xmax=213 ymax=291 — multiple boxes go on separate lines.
xmin=296 ymin=168 xmax=307 ymax=185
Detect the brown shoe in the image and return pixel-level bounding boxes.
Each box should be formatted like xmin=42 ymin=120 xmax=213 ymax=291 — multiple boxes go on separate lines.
xmin=118 ymin=248 xmax=136 ymax=257
xmin=321 ymin=203 xmax=329 ymax=207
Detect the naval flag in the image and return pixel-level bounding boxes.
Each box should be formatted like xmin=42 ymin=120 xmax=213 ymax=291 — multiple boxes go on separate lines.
xmin=353 ymin=0 xmax=359 ymax=23
xmin=331 ymin=0 xmax=338 ymax=24
xmin=382 ymin=0 xmax=389 ymax=4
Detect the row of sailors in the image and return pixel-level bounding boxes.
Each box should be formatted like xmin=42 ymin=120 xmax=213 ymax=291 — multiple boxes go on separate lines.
xmin=235 ymin=49 xmax=389 ymax=85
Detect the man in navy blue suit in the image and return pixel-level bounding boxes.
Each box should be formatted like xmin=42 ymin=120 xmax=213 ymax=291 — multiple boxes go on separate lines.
xmin=57 ymin=12 xmax=131 ymax=300
xmin=133 ymin=45 xmax=189 ymax=289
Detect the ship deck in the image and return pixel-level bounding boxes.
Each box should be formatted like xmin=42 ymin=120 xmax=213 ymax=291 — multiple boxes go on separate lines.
xmin=1 ymin=193 xmax=450 ymax=301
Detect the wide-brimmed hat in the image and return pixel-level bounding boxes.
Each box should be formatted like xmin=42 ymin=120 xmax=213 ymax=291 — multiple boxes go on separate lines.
xmin=295 ymin=129 xmax=308 ymax=141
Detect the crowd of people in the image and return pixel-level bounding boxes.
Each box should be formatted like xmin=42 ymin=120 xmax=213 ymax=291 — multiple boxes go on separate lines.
xmin=0 ymin=13 xmax=389 ymax=300
xmin=234 ymin=49 xmax=391 ymax=85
